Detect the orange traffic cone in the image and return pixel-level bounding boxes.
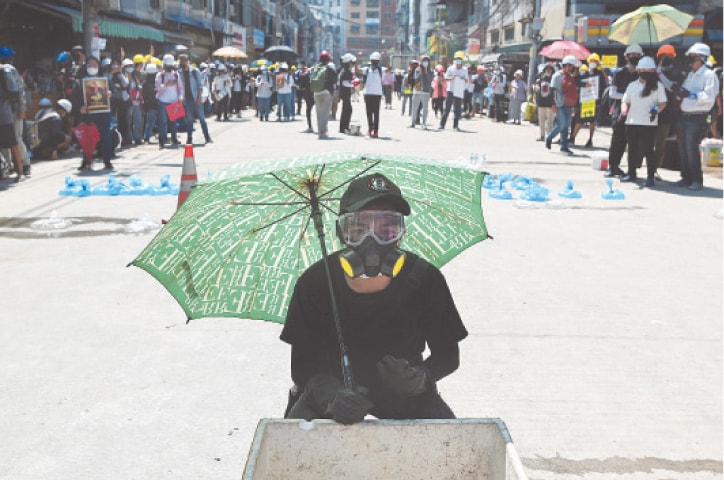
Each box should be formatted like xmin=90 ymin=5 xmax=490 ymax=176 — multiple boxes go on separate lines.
xmin=177 ymin=144 xmax=198 ymax=209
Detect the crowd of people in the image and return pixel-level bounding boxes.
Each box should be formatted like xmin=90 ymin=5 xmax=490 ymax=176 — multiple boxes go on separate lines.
xmin=0 ymin=42 xmax=721 ymax=190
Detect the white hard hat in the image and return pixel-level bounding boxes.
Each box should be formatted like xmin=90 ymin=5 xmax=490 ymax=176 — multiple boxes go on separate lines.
xmin=162 ymin=54 xmax=175 ymax=66
xmin=145 ymin=63 xmax=157 ymax=74
xmin=280 ymin=62 xmax=288 ymax=69
xmin=122 ymin=58 xmax=134 ymax=67
xmin=57 ymin=98 xmax=72 ymax=114
xmin=218 ymin=63 xmax=227 ymax=71
xmin=370 ymin=51 xmax=381 ymax=61
xmin=561 ymin=55 xmax=579 ymax=66
xmin=636 ymin=56 xmax=656 ymax=70
xmin=686 ymin=42 xmax=711 ymax=58
xmin=342 ymin=53 xmax=356 ymax=63
xmin=199 ymin=62 xmax=208 ymax=69
xmin=514 ymin=69 xmax=523 ymax=76
xmin=624 ymin=44 xmax=643 ymax=56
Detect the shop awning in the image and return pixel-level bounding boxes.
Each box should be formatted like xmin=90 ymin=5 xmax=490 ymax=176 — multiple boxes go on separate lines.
xmin=29 ymin=2 xmax=168 ymax=43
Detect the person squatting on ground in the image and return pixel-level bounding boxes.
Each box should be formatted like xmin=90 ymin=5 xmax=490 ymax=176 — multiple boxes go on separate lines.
xmin=410 ymin=55 xmax=433 ymax=129
xmin=362 ymin=52 xmax=384 ymax=138
xmin=310 ymin=50 xmax=337 ymax=139
xmin=282 ymin=173 xmax=467 ymax=424
xmin=618 ymin=56 xmax=668 ymax=187
xmin=179 ymin=54 xmax=212 ymax=145
xmin=535 ymin=63 xmax=556 ymax=142
xmin=545 ymin=55 xmax=579 ymax=155
xmin=606 ymin=44 xmax=643 ymax=177
xmin=155 ymin=54 xmax=183 ymax=149
xmin=338 ymin=53 xmax=356 ymax=134
xmin=439 ymin=52 xmax=469 ymax=131
xmin=32 ymin=98 xmax=73 ymax=160
xmin=672 ymin=42 xmax=720 ymax=191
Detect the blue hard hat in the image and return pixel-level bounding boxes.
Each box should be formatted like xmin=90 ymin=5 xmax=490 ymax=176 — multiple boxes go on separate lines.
xmin=0 ymin=46 xmax=15 ymax=58
xmin=38 ymin=97 xmax=53 ymax=107
xmin=56 ymin=51 xmax=71 ymax=63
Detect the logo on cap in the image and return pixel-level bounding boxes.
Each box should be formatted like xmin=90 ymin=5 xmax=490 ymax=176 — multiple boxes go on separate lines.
xmin=368 ymin=174 xmax=389 ymax=192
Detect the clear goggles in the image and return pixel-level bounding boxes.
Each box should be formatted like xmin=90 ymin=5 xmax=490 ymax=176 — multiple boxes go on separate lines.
xmin=338 ymin=210 xmax=405 ymax=247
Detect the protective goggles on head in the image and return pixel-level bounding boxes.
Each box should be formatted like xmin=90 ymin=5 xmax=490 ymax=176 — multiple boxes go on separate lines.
xmin=337 ymin=210 xmax=405 ymax=247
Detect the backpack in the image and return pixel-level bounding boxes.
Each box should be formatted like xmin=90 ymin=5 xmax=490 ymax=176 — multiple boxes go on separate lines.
xmin=310 ymin=65 xmax=328 ymax=93
xmin=0 ymin=64 xmax=20 ymax=102
xmin=297 ymin=70 xmax=310 ymax=89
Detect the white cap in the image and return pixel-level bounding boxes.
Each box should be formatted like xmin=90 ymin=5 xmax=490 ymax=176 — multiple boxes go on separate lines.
xmin=145 ymin=63 xmax=157 ymax=74
xmin=370 ymin=51 xmax=381 ymax=61
xmin=514 ymin=69 xmax=523 ymax=76
xmin=57 ymin=98 xmax=72 ymax=113
xmin=624 ymin=44 xmax=643 ymax=56
xmin=122 ymin=58 xmax=134 ymax=66
xmin=686 ymin=42 xmax=711 ymax=58
xmin=162 ymin=54 xmax=175 ymax=66
xmin=561 ymin=55 xmax=579 ymax=66
xmin=636 ymin=56 xmax=656 ymax=70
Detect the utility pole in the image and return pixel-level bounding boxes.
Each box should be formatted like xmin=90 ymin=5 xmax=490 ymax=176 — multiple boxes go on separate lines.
xmin=82 ymin=0 xmax=97 ymax=57
xmin=526 ymin=0 xmax=541 ymax=88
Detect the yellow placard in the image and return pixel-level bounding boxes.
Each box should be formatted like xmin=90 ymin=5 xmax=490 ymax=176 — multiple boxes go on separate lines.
xmin=580 ymin=100 xmax=596 ymax=119
xmin=601 ymin=55 xmax=618 ymax=70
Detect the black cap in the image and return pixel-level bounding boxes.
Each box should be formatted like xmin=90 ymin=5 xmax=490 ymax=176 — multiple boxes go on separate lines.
xmin=339 ymin=173 xmax=411 ymax=216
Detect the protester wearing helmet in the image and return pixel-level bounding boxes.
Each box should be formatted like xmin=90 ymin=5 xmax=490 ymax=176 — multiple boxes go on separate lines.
xmin=651 ymin=45 xmax=684 ymax=181
xmin=0 ymin=45 xmax=31 ymax=179
xmin=409 ymin=55 xmax=433 ymax=128
xmin=361 ymin=52 xmax=384 ymax=137
xmin=617 ymin=56 xmax=668 ymax=187
xmin=155 ymin=53 xmax=184 ymax=149
xmin=670 ymin=43 xmax=720 ymax=190
xmin=490 ymin=64 xmax=507 ymax=122
xmin=338 ymin=53 xmax=357 ymax=134
xmin=605 ymin=44 xmax=643 ymax=177
xmin=571 ymin=52 xmax=606 ymax=147
xmin=431 ymin=64 xmax=448 ymax=119
xmin=142 ymin=63 xmax=160 ymax=144
xmin=32 ymin=98 xmax=73 ymax=160
xmin=215 ymin=63 xmax=233 ymax=121
xmin=544 ymin=55 xmax=578 ymax=155
xmin=438 ymin=51 xmax=469 ymax=131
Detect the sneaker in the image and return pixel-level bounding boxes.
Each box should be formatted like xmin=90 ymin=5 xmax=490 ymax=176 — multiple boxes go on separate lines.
xmin=437 ymin=125 xmax=444 ymax=130
xmin=645 ymin=178 xmax=655 ymax=187
xmin=205 ymin=137 xmax=213 ymax=144
xmin=585 ymin=139 xmax=593 ymax=148
xmin=560 ymin=148 xmax=574 ymax=155
xmin=687 ymin=182 xmax=703 ymax=191
xmin=536 ymin=137 xmax=544 ymax=142
xmin=22 ymin=165 xmax=31 ymax=176
xmin=14 ymin=174 xmax=27 ymax=183
xmin=372 ymin=129 xmax=378 ymax=138
xmin=103 ymin=163 xmax=114 ymax=171
xmin=545 ymin=137 xmax=551 ymax=150
xmin=604 ymin=168 xmax=625 ymax=177
xmin=304 ymin=127 xmax=314 ymax=133
xmin=653 ymin=172 xmax=663 ymax=181
xmin=620 ymin=174 xmax=637 ymax=182
xmin=454 ymin=126 xmax=461 ymax=131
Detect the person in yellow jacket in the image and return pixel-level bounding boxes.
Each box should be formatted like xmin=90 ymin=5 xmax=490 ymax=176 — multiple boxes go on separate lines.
xmin=400 ymin=60 xmax=416 ymax=116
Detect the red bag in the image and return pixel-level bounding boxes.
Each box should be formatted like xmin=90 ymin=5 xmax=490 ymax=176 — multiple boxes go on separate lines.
xmin=562 ymin=74 xmax=578 ymax=107
xmin=166 ymin=101 xmax=185 ymax=121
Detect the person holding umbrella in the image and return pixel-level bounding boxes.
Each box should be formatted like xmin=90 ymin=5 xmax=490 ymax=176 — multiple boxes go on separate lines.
xmin=282 ymin=173 xmax=467 ymax=424
xmin=605 ymin=44 xmax=642 ymax=177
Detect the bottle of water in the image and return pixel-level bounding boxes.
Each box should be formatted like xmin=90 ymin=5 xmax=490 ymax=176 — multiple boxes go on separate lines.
xmin=469 ymin=152 xmax=479 ymax=168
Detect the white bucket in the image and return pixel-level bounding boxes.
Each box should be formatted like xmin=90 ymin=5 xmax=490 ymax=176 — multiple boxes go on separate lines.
xmin=592 ymin=151 xmax=609 ymax=171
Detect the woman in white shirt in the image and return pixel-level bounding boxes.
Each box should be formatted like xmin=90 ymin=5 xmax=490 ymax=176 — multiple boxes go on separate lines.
xmin=620 ymin=56 xmax=667 ymax=187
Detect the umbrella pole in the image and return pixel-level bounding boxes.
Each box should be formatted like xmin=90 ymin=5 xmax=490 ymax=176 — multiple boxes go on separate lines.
xmin=309 ymin=186 xmax=356 ymax=390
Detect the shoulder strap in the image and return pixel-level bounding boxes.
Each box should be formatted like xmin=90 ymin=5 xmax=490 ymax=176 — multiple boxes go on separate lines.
xmin=405 ymin=255 xmax=430 ymax=290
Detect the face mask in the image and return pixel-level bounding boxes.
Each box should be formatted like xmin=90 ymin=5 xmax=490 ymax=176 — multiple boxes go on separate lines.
xmin=640 ymin=72 xmax=657 ymax=82
xmin=687 ymin=56 xmax=701 ymax=67
xmin=86 ymin=67 xmax=98 ymax=76
xmin=588 ymin=62 xmax=598 ymax=70
xmin=164 ymin=66 xmax=173 ymax=72
xmin=124 ymin=67 xmax=133 ymax=73
xmin=422 ymin=61 xmax=429 ymax=68
xmin=628 ymin=56 xmax=640 ymax=67
xmin=455 ymin=60 xmax=462 ymax=66
xmin=660 ymin=57 xmax=673 ymax=69
xmin=371 ymin=61 xmax=379 ymax=68
xmin=339 ymin=237 xmax=406 ymax=278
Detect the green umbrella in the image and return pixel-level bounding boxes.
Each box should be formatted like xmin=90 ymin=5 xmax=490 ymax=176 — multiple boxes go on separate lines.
xmin=608 ymin=4 xmax=693 ymax=46
xmin=130 ymin=152 xmax=488 ymax=386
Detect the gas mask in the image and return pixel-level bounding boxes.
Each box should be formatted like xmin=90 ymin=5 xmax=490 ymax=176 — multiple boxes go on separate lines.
xmin=337 ymin=210 xmax=406 ymax=278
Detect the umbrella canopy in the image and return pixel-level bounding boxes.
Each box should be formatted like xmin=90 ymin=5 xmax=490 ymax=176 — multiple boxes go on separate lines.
xmin=539 ymin=40 xmax=591 ymax=61
xmin=263 ymin=45 xmax=299 ymax=64
xmin=213 ymin=45 xmax=249 ymax=59
xmin=608 ymin=4 xmax=694 ymax=45
xmin=131 ymin=152 xmax=488 ymax=324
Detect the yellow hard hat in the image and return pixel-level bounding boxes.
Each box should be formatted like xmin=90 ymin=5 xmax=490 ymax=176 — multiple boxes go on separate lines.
xmin=453 ymin=51 xmax=465 ymax=60
xmin=133 ymin=54 xmax=145 ymax=64
xmin=707 ymin=55 xmax=717 ymax=66
xmin=579 ymin=64 xmax=589 ymax=72
xmin=587 ymin=53 xmax=600 ymax=63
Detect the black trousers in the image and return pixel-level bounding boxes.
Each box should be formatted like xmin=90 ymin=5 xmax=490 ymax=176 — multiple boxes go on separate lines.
xmin=340 ymin=95 xmax=352 ymax=133
xmin=364 ymin=94 xmax=382 ymax=132
xmin=440 ymin=95 xmax=461 ymax=129
xmin=303 ymin=90 xmax=315 ymax=128
xmin=626 ymin=124 xmax=657 ymax=178
xmin=493 ymin=94 xmax=506 ymax=122
xmin=285 ymin=384 xmax=456 ymax=421
xmin=609 ymin=120 xmax=628 ymax=169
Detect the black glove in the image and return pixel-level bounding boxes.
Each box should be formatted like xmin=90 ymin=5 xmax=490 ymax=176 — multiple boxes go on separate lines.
xmin=325 ymin=387 xmax=374 ymax=425
xmin=376 ymin=355 xmax=431 ymax=397
xmin=671 ymin=83 xmax=691 ymax=99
